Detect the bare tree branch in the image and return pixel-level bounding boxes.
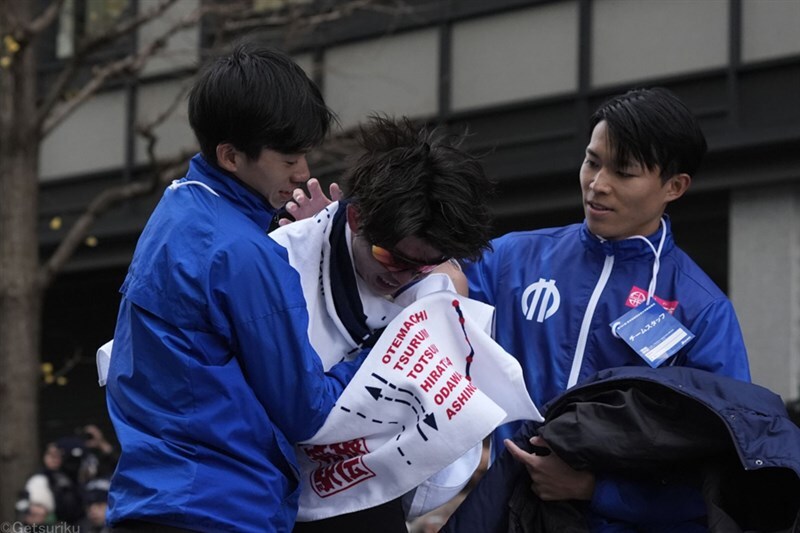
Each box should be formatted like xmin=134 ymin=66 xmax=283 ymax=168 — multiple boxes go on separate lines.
xmin=39 ymin=0 xmax=396 ymax=285
xmin=43 ymin=54 xmax=142 ymax=137
xmin=38 ymin=150 xmax=193 ymax=289
xmin=41 ymin=64 xmax=198 ymax=289
xmin=24 ymin=0 xmax=66 ymax=40
xmin=221 ymin=0 xmax=411 ymax=33
xmin=38 ymin=93 xmax=360 ymax=290
xmin=39 ymin=180 xmax=153 ymax=289
xmin=2 ymin=0 xmax=67 ymax=49
xmin=77 ymin=0 xmax=180 ymax=54
xmin=37 ymin=0 xmax=254 ymax=137
xmin=35 ymin=0 xmax=182 ymax=133
xmin=42 ymin=6 xmax=207 ymax=136
xmin=135 ymin=76 xmax=197 ymax=177
xmin=136 ymin=79 xmax=193 ymax=138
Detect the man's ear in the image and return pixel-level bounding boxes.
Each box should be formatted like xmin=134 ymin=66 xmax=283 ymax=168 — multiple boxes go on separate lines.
xmin=216 ymin=143 xmax=240 ymax=173
xmin=346 ymin=204 xmax=361 ymax=232
xmin=665 ymin=173 xmax=691 ymax=203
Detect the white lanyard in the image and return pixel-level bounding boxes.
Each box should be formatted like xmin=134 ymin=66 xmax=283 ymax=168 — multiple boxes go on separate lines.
xmin=624 ymin=217 xmax=667 ymax=304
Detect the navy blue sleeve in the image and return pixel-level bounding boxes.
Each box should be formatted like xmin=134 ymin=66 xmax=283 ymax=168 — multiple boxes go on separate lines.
xmin=442 ymin=421 xmax=537 ymax=533
xmin=590 ymin=475 xmax=707 ymax=531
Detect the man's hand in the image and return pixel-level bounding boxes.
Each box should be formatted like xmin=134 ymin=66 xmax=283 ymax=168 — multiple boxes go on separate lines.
xmin=505 ymin=436 xmax=595 ymax=501
xmin=279 ymin=178 xmax=342 ymax=226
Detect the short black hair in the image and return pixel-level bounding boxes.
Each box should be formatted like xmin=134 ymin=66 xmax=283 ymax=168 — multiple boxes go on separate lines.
xmin=590 ymin=87 xmax=707 ymax=182
xmin=188 ymin=41 xmax=333 ymax=163
xmin=342 ymin=115 xmax=494 ymax=262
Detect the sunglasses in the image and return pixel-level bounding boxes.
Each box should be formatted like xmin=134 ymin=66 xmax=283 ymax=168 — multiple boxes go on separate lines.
xmin=371 ymin=244 xmax=448 ymax=275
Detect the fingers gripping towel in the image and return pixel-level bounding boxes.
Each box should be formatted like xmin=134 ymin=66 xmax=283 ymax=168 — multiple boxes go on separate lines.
xmin=295 ymin=291 xmax=542 ymax=520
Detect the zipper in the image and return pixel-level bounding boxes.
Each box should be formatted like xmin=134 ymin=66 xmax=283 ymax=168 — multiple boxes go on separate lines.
xmin=567 ymin=254 xmax=614 ymax=388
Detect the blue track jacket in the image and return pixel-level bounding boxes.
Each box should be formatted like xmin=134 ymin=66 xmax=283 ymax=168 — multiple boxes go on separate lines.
xmin=463 ymin=219 xmax=751 ymax=528
xmin=106 ymin=155 xmax=365 ymax=532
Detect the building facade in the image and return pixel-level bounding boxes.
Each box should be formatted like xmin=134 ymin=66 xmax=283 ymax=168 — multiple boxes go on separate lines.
xmin=37 ymin=0 xmax=800 ymax=439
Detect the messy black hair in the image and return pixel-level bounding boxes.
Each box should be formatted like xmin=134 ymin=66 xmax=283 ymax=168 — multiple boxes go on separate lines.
xmin=590 ymin=87 xmax=707 ymax=182
xmin=188 ymin=41 xmax=333 ymax=163
xmin=341 ymin=115 xmax=494 ymax=262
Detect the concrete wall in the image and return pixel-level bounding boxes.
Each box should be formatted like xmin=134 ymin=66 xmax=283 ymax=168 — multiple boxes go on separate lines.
xmin=730 ymin=183 xmax=800 ymax=401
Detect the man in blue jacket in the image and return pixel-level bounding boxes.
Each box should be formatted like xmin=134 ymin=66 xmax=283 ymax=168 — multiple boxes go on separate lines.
xmin=459 ymin=87 xmax=751 ymax=529
xmin=105 ymin=43 xmax=366 ymax=532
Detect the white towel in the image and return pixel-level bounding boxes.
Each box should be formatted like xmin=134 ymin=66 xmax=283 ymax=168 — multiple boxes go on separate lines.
xmin=291 ymin=291 xmax=541 ymax=521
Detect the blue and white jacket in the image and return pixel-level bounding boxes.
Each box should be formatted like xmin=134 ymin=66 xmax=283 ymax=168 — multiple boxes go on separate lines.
xmin=463 ymin=218 xmax=751 ymax=526
xmin=106 ymin=154 xmax=365 ymax=532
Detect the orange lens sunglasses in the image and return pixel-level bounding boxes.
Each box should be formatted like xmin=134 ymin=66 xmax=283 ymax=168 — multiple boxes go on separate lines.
xmin=371 ymin=244 xmax=447 ymax=275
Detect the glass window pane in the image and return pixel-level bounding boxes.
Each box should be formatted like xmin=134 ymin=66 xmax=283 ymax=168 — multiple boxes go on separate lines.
xmin=56 ymin=0 xmax=76 ymax=59
xmin=324 ymin=29 xmax=439 ymax=130
xmin=451 ymin=2 xmax=579 ymax=111
xmin=742 ymin=0 xmax=800 ymax=63
xmin=40 ymin=90 xmax=127 ymax=180
xmin=135 ymin=79 xmax=196 ymax=165
xmin=85 ymin=0 xmax=129 ymax=38
xmin=592 ymin=0 xmax=728 ymax=88
xmin=139 ymin=0 xmax=200 ymax=76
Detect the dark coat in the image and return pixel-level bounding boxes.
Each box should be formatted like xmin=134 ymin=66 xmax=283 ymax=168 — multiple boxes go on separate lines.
xmin=444 ymin=366 xmax=800 ymax=533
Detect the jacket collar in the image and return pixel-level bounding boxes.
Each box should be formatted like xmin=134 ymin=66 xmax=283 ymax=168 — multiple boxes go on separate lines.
xmin=185 ymin=153 xmax=278 ymax=231
xmin=579 ymin=216 xmax=675 ymax=261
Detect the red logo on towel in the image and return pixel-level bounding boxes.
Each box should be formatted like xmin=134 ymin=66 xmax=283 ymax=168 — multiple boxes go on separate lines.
xmin=625 ymin=286 xmax=678 ymax=314
xmin=302 ymin=438 xmax=376 ymax=498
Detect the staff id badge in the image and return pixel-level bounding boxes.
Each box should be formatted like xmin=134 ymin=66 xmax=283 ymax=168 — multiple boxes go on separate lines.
xmin=610 ymin=300 xmax=694 ymax=367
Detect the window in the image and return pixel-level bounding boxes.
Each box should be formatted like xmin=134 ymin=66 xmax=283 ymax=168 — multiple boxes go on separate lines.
xmin=591 ymin=0 xmax=728 ymax=87
xmin=56 ymin=0 xmax=131 ymax=59
xmin=451 ymin=2 xmax=579 ymax=111
xmin=324 ymin=29 xmax=439 ymax=129
xmin=742 ymin=0 xmax=800 ymax=63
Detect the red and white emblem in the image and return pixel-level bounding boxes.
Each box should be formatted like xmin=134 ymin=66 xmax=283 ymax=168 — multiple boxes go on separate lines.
xmin=625 ymin=286 xmax=678 ymax=314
